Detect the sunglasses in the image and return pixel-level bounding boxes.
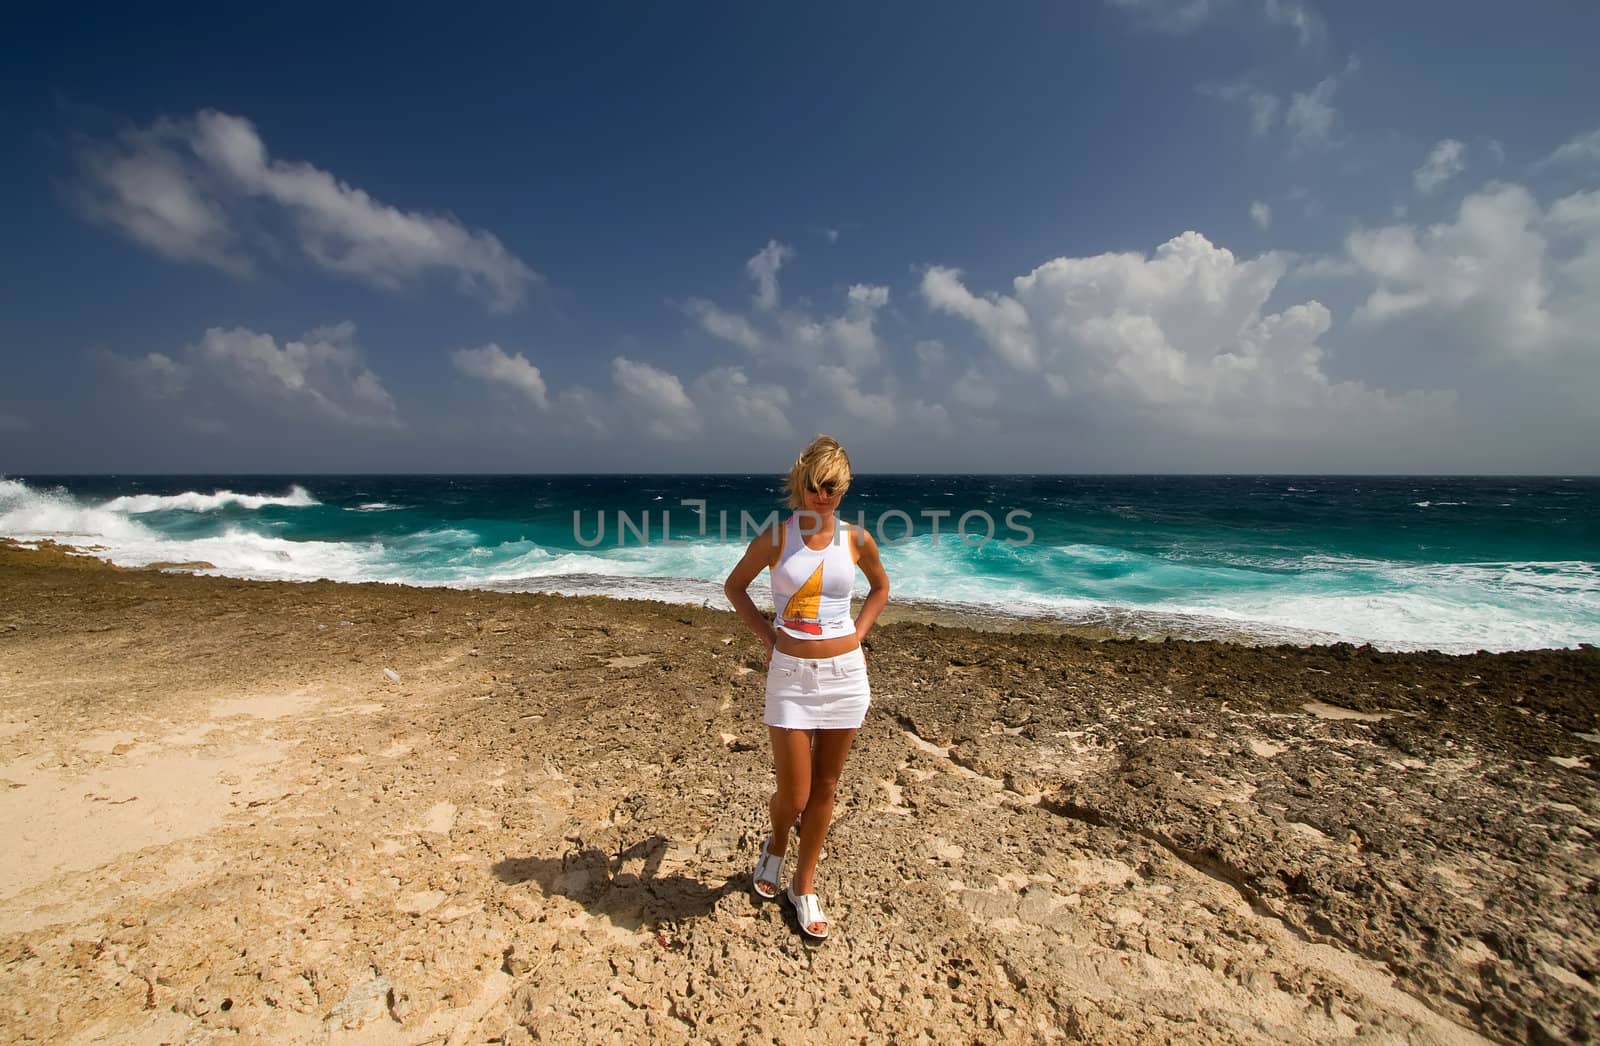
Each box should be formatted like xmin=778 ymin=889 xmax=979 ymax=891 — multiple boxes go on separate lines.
xmin=806 ymin=480 xmax=843 ymax=496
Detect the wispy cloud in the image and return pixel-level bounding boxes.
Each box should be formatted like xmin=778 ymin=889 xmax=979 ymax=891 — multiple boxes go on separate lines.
xmin=746 ymin=240 xmax=794 ymax=311
xmin=1199 ymin=79 xmax=1281 ymax=136
xmin=1262 ymin=0 xmax=1326 ymax=49
xmin=72 ymin=110 xmax=540 ymax=311
xmin=1286 ymin=57 xmax=1358 ymax=151
xmin=1414 ymin=139 xmax=1466 ymax=194
xmin=92 ymin=349 xmax=191 ymax=400
xmin=1537 ymin=128 xmax=1600 ymax=170
xmin=683 ymin=298 xmax=766 ymax=353
xmin=1111 ymin=0 xmax=1325 ymax=47
xmin=1108 ymin=0 xmax=1225 ymax=34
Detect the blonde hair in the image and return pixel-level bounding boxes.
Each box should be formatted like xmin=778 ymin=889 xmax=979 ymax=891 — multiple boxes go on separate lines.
xmin=785 ymin=435 xmax=852 ymax=509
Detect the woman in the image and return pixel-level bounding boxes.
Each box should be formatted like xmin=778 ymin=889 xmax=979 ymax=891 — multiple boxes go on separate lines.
xmin=723 ymin=435 xmax=889 ymax=941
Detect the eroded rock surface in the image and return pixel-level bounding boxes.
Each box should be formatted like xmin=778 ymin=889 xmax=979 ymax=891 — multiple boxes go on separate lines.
xmin=0 ymin=544 xmax=1595 ymax=1043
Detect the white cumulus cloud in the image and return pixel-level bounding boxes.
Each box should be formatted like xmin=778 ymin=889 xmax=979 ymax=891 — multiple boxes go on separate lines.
xmin=690 ymin=366 xmax=793 ymax=437
xmin=928 ymin=231 xmax=1448 ymax=436
xmin=451 ymin=344 xmax=549 ymax=409
xmin=815 ymin=365 xmax=899 ymax=426
xmin=829 ymin=284 xmax=891 ymax=371
xmin=192 ymin=321 xmax=399 ymax=426
xmin=920 ymin=266 xmax=1039 ymax=370
xmin=611 ymin=357 xmax=701 ymax=441
xmin=1347 ymin=182 xmax=1587 ymax=359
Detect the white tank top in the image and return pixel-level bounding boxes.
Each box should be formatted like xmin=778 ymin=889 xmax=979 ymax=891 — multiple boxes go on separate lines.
xmin=771 ymin=514 xmax=857 ymax=641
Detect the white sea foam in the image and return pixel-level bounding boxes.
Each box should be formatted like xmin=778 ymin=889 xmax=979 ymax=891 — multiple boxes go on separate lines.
xmin=3 ymin=478 xmax=1594 ymax=654
xmin=100 ymin=486 xmax=319 ymax=513
xmin=1 ymin=479 xmax=160 ymax=543
xmin=352 ymin=502 xmax=403 ymax=512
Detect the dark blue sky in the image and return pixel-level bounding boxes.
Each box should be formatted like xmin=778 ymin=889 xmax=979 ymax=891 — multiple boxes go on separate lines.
xmin=3 ymin=1 xmax=1599 ymax=472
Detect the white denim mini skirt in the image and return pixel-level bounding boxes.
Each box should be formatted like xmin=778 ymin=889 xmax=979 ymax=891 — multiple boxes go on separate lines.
xmin=764 ymin=647 xmax=871 ymax=730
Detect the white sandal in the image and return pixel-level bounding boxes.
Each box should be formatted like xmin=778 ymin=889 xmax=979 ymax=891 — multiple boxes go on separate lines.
xmin=752 ymin=837 xmax=783 ymax=899
xmin=786 ymin=885 xmax=829 ymax=940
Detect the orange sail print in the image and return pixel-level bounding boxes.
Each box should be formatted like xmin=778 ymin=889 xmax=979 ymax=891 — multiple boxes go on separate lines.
xmin=780 ymin=563 xmax=825 ymax=634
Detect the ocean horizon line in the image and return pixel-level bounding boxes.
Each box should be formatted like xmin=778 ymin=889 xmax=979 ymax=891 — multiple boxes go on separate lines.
xmin=8 ymin=470 xmax=1599 ymax=480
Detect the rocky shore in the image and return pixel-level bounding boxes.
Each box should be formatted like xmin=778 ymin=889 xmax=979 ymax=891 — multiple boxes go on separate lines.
xmin=0 ymin=542 xmax=1595 ymax=1043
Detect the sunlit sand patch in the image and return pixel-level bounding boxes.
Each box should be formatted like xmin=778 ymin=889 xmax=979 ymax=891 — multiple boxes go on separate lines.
xmin=411 ymin=801 xmax=458 ymax=836
xmin=341 ymin=702 xmax=386 ymax=715
xmin=1548 ymin=755 xmax=1591 ymax=769
xmin=995 ymin=871 xmax=1031 ymax=892
xmin=211 ymin=691 xmax=320 ymax=720
xmin=606 ymin=654 xmax=653 ymax=669
xmin=77 ymin=731 xmax=139 ymax=754
xmin=553 ymin=908 xmax=653 ymax=946
xmin=0 ymin=741 xmax=285 ymax=900
xmin=1249 ymin=738 xmax=1286 ymax=758
xmin=397 ymin=889 xmax=447 ymax=915
xmin=881 ymin=777 xmax=911 ymax=814
xmin=1300 ymin=701 xmax=1396 ymax=722
xmin=1212 ymin=780 xmax=1257 ymax=803
xmin=901 ymin=728 xmax=951 ymax=759
xmin=1059 ymin=858 xmax=1137 ymax=888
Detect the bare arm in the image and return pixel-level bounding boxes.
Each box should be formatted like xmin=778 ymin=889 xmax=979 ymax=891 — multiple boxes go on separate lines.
xmin=723 ymin=527 xmax=781 ymax=665
xmin=853 ymin=527 xmax=890 ymax=643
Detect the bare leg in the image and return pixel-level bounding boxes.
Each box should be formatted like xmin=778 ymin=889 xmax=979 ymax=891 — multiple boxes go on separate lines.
xmin=762 ymin=727 xmax=812 ymax=895
xmin=791 ymin=728 xmax=857 ymax=934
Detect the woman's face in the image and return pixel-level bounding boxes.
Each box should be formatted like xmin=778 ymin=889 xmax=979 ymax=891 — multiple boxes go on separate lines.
xmin=803 ymin=474 xmax=846 ymax=514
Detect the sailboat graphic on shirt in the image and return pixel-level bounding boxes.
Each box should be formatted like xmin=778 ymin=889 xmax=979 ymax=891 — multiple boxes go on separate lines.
xmin=780 ymin=563 xmax=825 ymax=635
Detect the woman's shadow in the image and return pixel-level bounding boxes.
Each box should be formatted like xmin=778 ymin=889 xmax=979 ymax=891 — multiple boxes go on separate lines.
xmin=493 ymin=835 xmax=742 ymax=942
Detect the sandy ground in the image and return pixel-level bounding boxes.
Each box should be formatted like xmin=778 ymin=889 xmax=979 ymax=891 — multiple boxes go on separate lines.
xmin=0 ymin=542 xmax=1596 ymax=1044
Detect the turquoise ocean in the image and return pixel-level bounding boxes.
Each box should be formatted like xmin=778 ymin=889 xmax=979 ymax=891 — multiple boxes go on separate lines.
xmin=2 ymin=474 xmax=1596 ymax=653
